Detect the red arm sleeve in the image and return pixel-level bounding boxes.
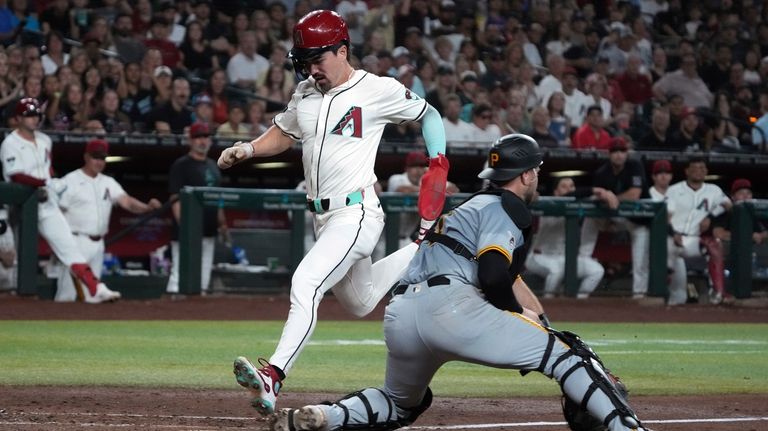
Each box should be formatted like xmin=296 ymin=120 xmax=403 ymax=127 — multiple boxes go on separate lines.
xmin=10 ymin=173 xmax=46 ymax=187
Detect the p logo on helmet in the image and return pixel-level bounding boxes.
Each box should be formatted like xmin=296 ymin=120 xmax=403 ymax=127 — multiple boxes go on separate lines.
xmin=489 ymin=152 xmax=500 ymax=167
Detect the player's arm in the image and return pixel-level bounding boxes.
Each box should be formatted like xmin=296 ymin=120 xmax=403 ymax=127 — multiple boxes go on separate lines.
xmin=512 ymin=276 xmax=550 ymax=326
xmin=116 ymin=194 xmax=162 ymax=214
xmin=9 ymin=173 xmax=46 ymax=187
xmin=217 ymin=125 xmax=295 ymax=169
xmin=616 ymin=186 xmax=641 ymax=201
xmin=477 ymin=250 xmax=522 ymax=313
xmin=416 ymin=104 xmax=449 ymax=233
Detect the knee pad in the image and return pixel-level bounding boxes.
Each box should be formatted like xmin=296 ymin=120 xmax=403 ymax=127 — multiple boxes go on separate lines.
xmin=548 ymin=330 xmax=645 ymax=431
xmin=329 ymin=387 xmax=432 ymax=430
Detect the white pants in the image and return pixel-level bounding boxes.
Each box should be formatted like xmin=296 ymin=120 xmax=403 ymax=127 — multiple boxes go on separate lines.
xmin=580 ymin=218 xmax=649 ymax=296
xmin=38 ymin=206 xmax=87 ymax=267
xmin=55 ymin=235 xmax=104 ymax=302
xmin=166 ymin=237 xmax=215 ymax=293
xmin=667 ymin=236 xmax=702 ymax=305
xmin=269 ymin=197 xmax=417 ymax=375
xmin=525 ymin=252 xmax=605 ymax=297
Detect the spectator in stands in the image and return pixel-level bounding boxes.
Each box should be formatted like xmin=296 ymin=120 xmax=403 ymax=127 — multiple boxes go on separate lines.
xmin=205 ymin=69 xmax=229 ymax=126
xmin=83 ymin=66 xmax=105 ymax=112
xmin=712 ymin=178 xmax=768 ymax=245
xmin=151 ymin=64 xmax=173 ymax=106
xmin=376 ymin=50 xmax=396 ymax=77
xmin=480 ymin=49 xmax=507 ymax=91
xmin=49 ymin=82 xmax=88 ymax=131
xmin=0 ymin=52 xmax=21 ymax=118
xmin=648 ymin=159 xmax=673 ymax=202
xmin=653 ymin=53 xmax=713 ymax=108
xmin=216 ymin=102 xmax=249 ymax=139
xmin=528 ymin=106 xmax=558 ymax=148
xmin=751 ymin=90 xmax=768 ymax=150
xmin=455 ymin=70 xmax=478 ymax=107
xmin=572 ymin=105 xmax=611 ymax=151
xmin=41 ymin=31 xmax=68 ymax=76
xmin=667 ymin=106 xmax=705 ymax=152
xmin=166 ymin=122 xmax=228 ymax=295
xmin=616 ymin=54 xmax=653 ymax=107
xmin=580 ymin=136 xmax=651 ymax=299
xmin=525 ymin=177 xmax=605 ymax=299
xmin=649 ymin=45 xmax=668 ymax=83
xmin=425 ymin=65 xmax=456 ymax=116
xmin=131 ymin=0 xmax=154 ymax=38
xmin=180 ymin=20 xmax=219 ymax=77
xmin=700 ymin=44 xmax=732 ymax=94
xmin=336 ymin=0 xmax=368 ymax=58
xmin=637 ymin=105 xmax=671 ymax=151
xmin=144 ymin=16 xmax=183 ymax=69
xmin=39 ymin=0 xmax=72 ymax=38
xmin=92 ymin=88 xmax=132 ymax=134
xmin=743 ymin=50 xmax=762 ymax=87
xmin=583 ymin=72 xmax=612 ymax=121
xmin=469 ymin=102 xmax=502 ymax=145
xmin=364 ymin=0 xmax=395 ymax=53
xmin=563 ymin=25 xmax=600 ymax=78
xmin=112 ymin=13 xmax=147 ymax=65
xmin=562 ymin=65 xmax=587 ymax=128
xmin=191 ymin=93 xmax=214 ymax=128
xmin=147 ymin=76 xmax=193 ymax=134
xmin=257 ymin=63 xmax=292 ymax=109
xmin=502 ymin=102 xmax=530 ymax=135
xmin=545 ymin=91 xmax=571 ymax=147
xmin=707 ymin=92 xmax=742 ymax=152
xmin=68 ymin=50 xmax=91 ymax=79
xmin=247 ymin=100 xmax=269 ymax=136
xmin=227 ymin=30 xmax=269 ymax=89
xmin=118 ymin=62 xmax=153 ymax=131
xmin=545 ymin=20 xmax=573 ymax=57
xmin=535 ymin=53 xmax=565 ymax=106
xmin=666 ymin=158 xmax=731 ymax=305
xmin=441 ymin=93 xmax=473 ymax=145
xmin=157 ymin=1 xmax=186 ymax=46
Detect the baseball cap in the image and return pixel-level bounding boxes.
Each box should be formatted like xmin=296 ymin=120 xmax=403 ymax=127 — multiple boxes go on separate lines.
xmin=651 ymin=159 xmax=672 ymax=175
xmin=192 ymin=93 xmax=212 ymax=106
xmin=563 ymin=65 xmax=578 ymax=76
xmin=189 ymin=122 xmax=211 ymax=138
xmin=392 ymin=46 xmax=410 ymax=58
xmin=608 ymin=136 xmax=629 ymax=152
xmin=731 ymin=178 xmax=752 ymax=194
xmin=460 ymin=70 xmax=478 ymax=82
xmin=397 ymin=64 xmax=415 ymax=79
xmin=154 ymin=65 xmax=172 ymax=78
xmin=437 ymin=65 xmax=454 ymax=75
xmin=404 ymin=151 xmax=429 ymax=168
xmin=85 ymin=139 xmax=109 ymax=158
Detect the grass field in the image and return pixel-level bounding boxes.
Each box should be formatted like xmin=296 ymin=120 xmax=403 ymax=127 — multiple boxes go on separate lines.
xmin=1 ymin=321 xmax=766 ymax=397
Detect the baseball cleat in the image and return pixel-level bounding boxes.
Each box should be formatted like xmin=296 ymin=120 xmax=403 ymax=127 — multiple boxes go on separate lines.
xmin=84 ymin=283 xmax=121 ymax=304
xmin=233 ymin=356 xmax=281 ymax=415
xmin=270 ymin=406 xmax=327 ymax=431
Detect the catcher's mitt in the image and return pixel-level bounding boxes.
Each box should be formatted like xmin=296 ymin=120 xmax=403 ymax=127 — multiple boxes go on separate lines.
xmin=561 ymin=369 xmax=629 ymax=431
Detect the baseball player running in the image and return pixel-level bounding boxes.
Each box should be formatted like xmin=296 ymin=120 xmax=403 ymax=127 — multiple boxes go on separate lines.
xmin=217 ymin=10 xmax=450 ymax=415
xmin=0 ymin=98 xmax=120 ymax=303
xmin=268 ymin=134 xmax=651 ymax=431
xmin=53 ymin=138 xmax=162 ymax=302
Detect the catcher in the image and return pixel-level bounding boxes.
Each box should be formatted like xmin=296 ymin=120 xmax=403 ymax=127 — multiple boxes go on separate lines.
xmin=269 ymin=135 xmax=651 ymax=431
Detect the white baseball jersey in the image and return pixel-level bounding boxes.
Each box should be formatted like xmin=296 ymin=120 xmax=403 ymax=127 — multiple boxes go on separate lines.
xmin=274 ymin=70 xmax=427 ymax=199
xmin=1 ymin=130 xmax=52 ymax=182
xmin=57 ymin=169 xmax=127 ymax=236
xmin=666 ymin=181 xmax=730 ymax=236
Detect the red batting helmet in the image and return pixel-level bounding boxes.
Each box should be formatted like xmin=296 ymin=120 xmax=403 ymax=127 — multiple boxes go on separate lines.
xmin=15 ymin=97 xmax=42 ymax=118
xmin=288 ymin=10 xmax=349 ymax=80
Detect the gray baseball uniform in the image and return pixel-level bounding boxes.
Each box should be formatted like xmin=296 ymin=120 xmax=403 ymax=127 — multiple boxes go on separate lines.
xmin=300 ymin=191 xmax=647 ymax=431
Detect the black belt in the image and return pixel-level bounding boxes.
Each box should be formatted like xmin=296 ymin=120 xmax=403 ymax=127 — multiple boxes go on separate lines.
xmin=392 ymin=275 xmax=450 ymax=296
xmin=74 ymin=232 xmax=102 ymax=241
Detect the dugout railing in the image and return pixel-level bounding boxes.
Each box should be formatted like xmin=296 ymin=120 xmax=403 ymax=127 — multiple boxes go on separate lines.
xmin=0 ymin=182 xmax=39 ymax=295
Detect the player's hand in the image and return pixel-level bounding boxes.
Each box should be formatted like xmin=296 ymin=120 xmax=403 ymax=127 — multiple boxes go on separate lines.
xmin=147 ymin=198 xmax=163 ymax=210
xmin=217 ymin=141 xmax=253 ymax=169
xmin=36 ymin=188 xmax=49 ymax=202
xmin=673 ymin=233 xmax=683 ymax=247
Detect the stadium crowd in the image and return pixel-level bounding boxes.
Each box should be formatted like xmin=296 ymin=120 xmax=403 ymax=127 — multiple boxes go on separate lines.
xmin=0 ymin=0 xmax=766 ymax=154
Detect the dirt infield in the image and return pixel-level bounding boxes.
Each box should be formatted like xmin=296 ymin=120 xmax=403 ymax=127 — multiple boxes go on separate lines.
xmin=1 ymin=293 xmax=767 ymax=430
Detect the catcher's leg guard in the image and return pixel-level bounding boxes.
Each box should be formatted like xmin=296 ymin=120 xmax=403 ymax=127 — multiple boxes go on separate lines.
xmin=314 ymin=387 xmax=432 ymax=431
xmin=540 ymin=330 xmax=648 ymax=431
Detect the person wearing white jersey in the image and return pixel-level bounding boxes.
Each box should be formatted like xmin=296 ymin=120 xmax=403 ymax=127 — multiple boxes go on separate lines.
xmin=217 ymin=10 xmax=450 ymax=415
xmin=648 ymin=160 xmax=673 ymax=202
xmin=53 ymin=139 xmax=162 ymax=302
xmin=0 ymin=98 xmax=120 ymax=303
xmin=666 ymin=158 xmax=731 ymax=305
xmin=525 ymin=177 xmax=605 ymax=299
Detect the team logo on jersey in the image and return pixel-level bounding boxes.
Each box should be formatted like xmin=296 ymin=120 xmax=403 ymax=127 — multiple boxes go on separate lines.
xmin=697 ymin=199 xmax=709 ymax=212
xmin=331 ymin=107 xmax=363 ymax=138
xmin=103 ymin=188 xmax=111 ymax=201
xmin=405 ymin=90 xmax=420 ymax=100
xmin=5 ymin=156 xmax=15 ymax=168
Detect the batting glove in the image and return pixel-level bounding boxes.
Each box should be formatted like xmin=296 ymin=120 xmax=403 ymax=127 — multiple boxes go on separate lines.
xmin=217 ymin=141 xmax=254 ymax=169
